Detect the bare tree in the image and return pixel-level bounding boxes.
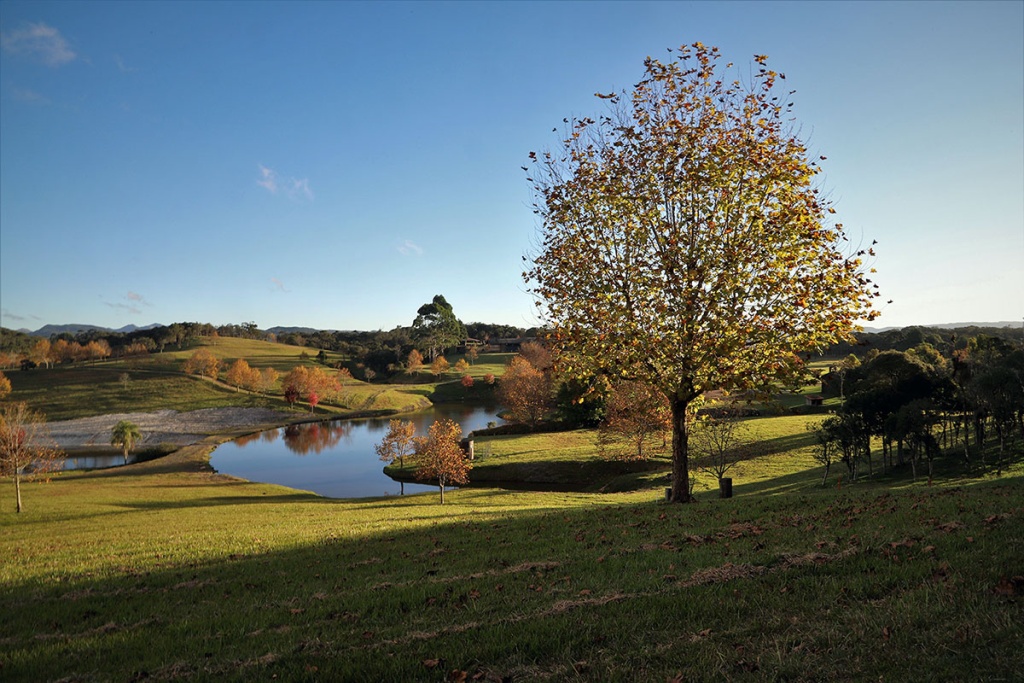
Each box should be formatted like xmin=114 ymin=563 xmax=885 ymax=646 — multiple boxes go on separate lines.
xmin=691 ymin=407 xmax=754 ymax=497
xmin=0 ymin=402 xmax=63 ymax=513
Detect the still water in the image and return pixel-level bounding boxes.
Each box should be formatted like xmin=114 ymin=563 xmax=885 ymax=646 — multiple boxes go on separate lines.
xmin=60 ymin=454 xmax=138 ymax=471
xmin=210 ymin=404 xmax=502 ymax=499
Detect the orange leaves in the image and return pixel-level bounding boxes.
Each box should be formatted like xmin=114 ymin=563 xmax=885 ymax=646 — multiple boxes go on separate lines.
xmin=414 ymin=418 xmax=471 ymax=502
xmin=527 ymin=41 xmax=880 ymax=499
xmin=182 ymin=348 xmax=219 ymax=379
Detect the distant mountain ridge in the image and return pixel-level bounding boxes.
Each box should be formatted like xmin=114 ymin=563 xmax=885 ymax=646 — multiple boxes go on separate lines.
xmin=862 ymin=321 xmax=1021 ymax=333
xmin=15 ymin=320 xmax=1021 ymax=338
xmin=24 ymin=323 xmax=164 ymax=337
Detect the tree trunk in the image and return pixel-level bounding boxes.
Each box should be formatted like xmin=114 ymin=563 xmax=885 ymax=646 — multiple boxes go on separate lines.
xmin=15 ymin=471 xmax=23 ymax=513
xmin=669 ymin=396 xmax=692 ymax=503
xmin=821 ymin=461 xmax=830 ymax=487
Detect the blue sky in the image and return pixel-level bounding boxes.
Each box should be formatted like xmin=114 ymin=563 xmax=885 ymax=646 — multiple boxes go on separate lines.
xmin=1 ymin=1 xmax=1021 ymax=332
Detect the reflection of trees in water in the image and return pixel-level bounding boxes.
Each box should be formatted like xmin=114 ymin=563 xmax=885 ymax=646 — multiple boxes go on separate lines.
xmin=282 ymin=422 xmax=349 ymax=455
xmin=261 ymin=429 xmax=279 ymax=444
xmin=233 ymin=432 xmax=263 ymax=448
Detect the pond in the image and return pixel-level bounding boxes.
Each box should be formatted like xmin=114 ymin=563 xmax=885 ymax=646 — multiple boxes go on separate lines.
xmin=209 ymin=404 xmax=502 ymax=499
xmin=59 ymin=453 xmax=138 ymax=471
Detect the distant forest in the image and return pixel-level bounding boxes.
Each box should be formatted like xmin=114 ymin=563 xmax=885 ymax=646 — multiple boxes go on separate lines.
xmin=0 ymin=321 xmax=543 ymax=376
xmin=1 ymin=321 xmax=1020 ymax=377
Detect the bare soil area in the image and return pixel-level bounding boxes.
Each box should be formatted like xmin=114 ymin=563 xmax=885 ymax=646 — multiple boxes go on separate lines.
xmin=47 ymin=408 xmax=292 ymax=449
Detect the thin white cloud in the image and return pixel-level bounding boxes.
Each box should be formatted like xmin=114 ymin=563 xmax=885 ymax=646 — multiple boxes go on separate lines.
xmin=1 ymin=309 xmax=40 ymax=323
xmin=256 ymin=165 xmax=313 ymax=201
xmin=11 ymin=87 xmax=49 ymax=104
xmin=105 ymin=301 xmax=141 ymax=315
xmin=257 ymin=165 xmax=278 ymax=193
xmin=398 ymin=240 xmax=424 ymax=256
xmin=289 ymin=178 xmax=314 ymax=201
xmin=103 ymin=291 xmax=150 ymax=315
xmin=1 ymin=22 xmax=77 ymax=67
xmin=113 ymin=54 xmax=138 ymax=73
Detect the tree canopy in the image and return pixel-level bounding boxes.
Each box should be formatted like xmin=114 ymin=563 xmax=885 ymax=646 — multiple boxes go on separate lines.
xmin=525 ymin=43 xmax=879 ymax=502
xmin=412 ymin=295 xmax=466 ymax=360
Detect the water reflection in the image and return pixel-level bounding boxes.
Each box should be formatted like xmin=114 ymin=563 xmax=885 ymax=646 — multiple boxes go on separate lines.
xmin=282 ymin=422 xmax=348 ymax=455
xmin=60 ymin=454 xmax=137 ymax=471
xmin=210 ymin=404 xmax=501 ymax=499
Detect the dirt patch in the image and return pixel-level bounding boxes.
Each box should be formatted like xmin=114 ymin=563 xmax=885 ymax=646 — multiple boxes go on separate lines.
xmin=47 ymin=408 xmax=292 ymax=449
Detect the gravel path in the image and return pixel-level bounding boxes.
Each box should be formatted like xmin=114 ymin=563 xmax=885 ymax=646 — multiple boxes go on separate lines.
xmin=47 ymin=407 xmax=292 ymax=449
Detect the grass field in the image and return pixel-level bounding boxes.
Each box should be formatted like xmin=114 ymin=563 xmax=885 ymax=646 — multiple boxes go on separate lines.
xmin=2 ymin=339 xmax=1022 ymax=680
xmin=1 ymin=442 xmax=1021 ymax=681
xmin=2 ymin=337 xmax=460 ymax=420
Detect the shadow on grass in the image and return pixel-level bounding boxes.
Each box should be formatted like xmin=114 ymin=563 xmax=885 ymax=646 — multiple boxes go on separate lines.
xmin=113 ymin=492 xmax=328 ymax=511
xmin=3 ymin=476 xmax=1023 ymax=682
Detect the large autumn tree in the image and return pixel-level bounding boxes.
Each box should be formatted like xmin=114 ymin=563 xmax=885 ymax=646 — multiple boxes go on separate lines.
xmin=525 ymin=43 xmax=879 ymax=502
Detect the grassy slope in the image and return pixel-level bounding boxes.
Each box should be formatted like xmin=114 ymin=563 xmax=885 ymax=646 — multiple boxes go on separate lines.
xmin=2 ymin=346 xmax=1022 ymax=680
xmin=4 ymin=337 xmax=435 ymax=420
xmin=1 ymin=436 xmax=1022 ymax=681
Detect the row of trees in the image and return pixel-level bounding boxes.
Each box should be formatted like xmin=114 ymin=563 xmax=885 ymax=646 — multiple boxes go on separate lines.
xmin=0 ymin=338 xmax=113 ymax=369
xmin=0 ymin=293 xmax=545 ymax=380
xmin=813 ymin=336 xmax=1024 ymax=483
xmin=181 ymin=349 xmax=350 ymax=412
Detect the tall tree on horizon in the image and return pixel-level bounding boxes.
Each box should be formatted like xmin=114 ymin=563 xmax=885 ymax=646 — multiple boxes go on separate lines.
xmin=412 ymin=295 xmax=466 ymax=361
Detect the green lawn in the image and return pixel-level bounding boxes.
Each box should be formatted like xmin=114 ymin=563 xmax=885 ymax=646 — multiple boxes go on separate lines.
xmin=2 ymin=342 xmax=1022 ymax=680
xmin=2 ymin=438 xmax=1021 ymax=681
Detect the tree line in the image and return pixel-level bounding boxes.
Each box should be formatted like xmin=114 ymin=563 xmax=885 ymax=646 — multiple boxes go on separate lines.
xmin=0 ymin=295 xmax=541 ymax=378
xmin=813 ymin=335 xmax=1024 ymax=483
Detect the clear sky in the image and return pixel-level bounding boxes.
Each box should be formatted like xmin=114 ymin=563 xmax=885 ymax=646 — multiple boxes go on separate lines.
xmin=1 ymin=1 xmax=1021 ymax=333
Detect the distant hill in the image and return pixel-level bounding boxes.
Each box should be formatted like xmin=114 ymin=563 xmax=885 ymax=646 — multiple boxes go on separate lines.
xmin=862 ymin=321 xmax=1020 ymax=333
xmin=19 ymin=320 xmax=1019 ymax=339
xmin=28 ymin=323 xmax=163 ymax=337
xmin=265 ymin=326 xmax=321 ymax=336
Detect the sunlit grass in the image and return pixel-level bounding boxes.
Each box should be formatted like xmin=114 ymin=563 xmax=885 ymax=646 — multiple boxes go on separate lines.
xmin=2 ymin=438 xmax=1021 ymax=681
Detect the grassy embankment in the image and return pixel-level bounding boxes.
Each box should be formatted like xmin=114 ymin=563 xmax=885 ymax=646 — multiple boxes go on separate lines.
xmin=3 ymin=337 xmax=512 ymax=423
xmin=1 ymin=340 xmax=1022 ymax=680
xmin=1 ymin=444 xmax=1021 ymax=681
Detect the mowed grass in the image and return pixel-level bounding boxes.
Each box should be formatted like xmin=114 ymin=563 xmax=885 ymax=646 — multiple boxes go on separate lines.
xmin=1 ymin=440 xmax=1021 ymax=682
xmin=5 ymin=338 xmax=439 ymax=420
xmin=5 ymin=365 xmax=256 ymax=421
xmin=3 ymin=344 xmax=1023 ymax=680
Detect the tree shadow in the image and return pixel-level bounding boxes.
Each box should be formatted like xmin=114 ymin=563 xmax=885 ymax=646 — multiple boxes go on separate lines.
xmin=4 ymin=477 xmax=1022 ymax=682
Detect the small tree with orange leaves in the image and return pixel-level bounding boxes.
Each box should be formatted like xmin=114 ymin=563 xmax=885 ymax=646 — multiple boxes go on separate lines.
xmin=376 ymin=419 xmax=416 ymax=469
xmin=183 ymin=348 xmax=220 ymax=379
xmin=414 ymin=418 xmax=470 ymax=504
